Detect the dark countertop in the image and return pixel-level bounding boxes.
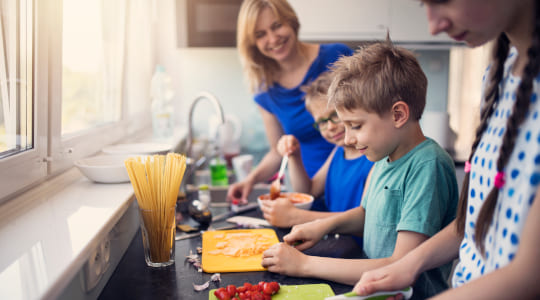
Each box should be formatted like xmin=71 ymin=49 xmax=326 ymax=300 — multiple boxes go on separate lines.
xmin=99 ymin=201 xmax=363 ymax=300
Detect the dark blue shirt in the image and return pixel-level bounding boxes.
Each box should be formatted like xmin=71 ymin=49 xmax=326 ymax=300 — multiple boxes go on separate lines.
xmin=325 ymin=146 xmax=373 ymax=212
xmin=254 ymin=43 xmax=353 ymax=177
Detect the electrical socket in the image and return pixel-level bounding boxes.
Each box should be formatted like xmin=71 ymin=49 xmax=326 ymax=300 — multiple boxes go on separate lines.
xmin=81 ymin=237 xmax=111 ymax=293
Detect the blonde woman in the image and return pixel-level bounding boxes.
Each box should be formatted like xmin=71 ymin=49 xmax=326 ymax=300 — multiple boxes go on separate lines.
xmin=228 ymin=0 xmax=353 ymax=204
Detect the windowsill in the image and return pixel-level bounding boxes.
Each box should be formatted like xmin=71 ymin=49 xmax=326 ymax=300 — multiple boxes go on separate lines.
xmin=0 ymin=128 xmax=187 ymax=299
xmin=0 ymin=167 xmax=135 ymax=299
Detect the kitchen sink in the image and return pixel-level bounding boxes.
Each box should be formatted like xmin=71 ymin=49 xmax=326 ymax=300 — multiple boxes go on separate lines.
xmin=184 ymin=182 xmax=270 ymax=203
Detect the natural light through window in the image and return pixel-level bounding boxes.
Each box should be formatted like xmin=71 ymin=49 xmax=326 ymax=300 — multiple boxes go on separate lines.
xmin=62 ymin=0 xmax=123 ymax=135
xmin=0 ymin=0 xmax=33 ymax=158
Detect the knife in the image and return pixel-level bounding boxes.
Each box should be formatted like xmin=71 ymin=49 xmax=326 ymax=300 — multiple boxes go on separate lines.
xmin=175 ymin=224 xmax=237 ymax=241
xmin=325 ymin=286 xmax=412 ymax=300
xmin=211 ymin=202 xmax=259 ymax=222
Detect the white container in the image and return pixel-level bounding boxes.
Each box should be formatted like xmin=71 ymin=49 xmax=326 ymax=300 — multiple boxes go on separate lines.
xmin=75 ymin=155 xmax=134 ymax=183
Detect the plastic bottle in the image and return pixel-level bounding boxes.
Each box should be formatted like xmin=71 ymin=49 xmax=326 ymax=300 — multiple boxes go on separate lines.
xmin=209 ymin=146 xmax=228 ymax=186
xmin=150 ymin=65 xmax=174 ymax=139
xmin=198 ymin=184 xmax=211 ymax=208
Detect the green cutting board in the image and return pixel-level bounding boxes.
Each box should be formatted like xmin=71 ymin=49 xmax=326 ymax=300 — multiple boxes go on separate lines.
xmin=209 ymin=283 xmax=335 ymax=300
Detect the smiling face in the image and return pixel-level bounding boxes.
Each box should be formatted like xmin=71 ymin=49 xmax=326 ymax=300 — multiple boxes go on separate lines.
xmin=253 ymin=7 xmax=297 ymax=63
xmin=309 ymin=98 xmax=346 ymax=146
xmin=422 ymin=0 xmax=521 ymax=47
xmin=337 ymin=106 xmax=401 ymax=162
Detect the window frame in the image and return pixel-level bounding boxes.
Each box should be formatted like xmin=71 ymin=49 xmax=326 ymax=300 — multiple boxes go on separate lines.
xmin=0 ymin=0 xmax=152 ymax=204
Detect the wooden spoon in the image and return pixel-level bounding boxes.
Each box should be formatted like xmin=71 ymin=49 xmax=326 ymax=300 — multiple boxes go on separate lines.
xmin=270 ymin=155 xmax=288 ymax=199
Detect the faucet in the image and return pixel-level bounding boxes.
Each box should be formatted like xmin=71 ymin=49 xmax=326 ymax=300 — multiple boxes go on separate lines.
xmin=185 ymin=91 xmax=226 ymax=159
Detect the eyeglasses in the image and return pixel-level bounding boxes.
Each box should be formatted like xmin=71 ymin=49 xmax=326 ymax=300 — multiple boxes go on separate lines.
xmin=312 ymin=111 xmax=341 ymax=131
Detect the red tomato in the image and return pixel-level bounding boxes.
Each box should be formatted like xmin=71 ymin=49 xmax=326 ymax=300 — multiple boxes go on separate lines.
xmin=243 ymin=282 xmax=252 ymax=290
xmin=251 ymin=292 xmax=263 ymax=300
xmin=244 ymin=290 xmax=252 ymax=299
xmin=269 ymin=281 xmax=280 ymax=294
xmin=226 ymin=284 xmax=237 ymax=296
xmin=237 ymin=292 xmax=246 ymax=300
xmin=232 ymin=298 xmax=239 ymax=300
xmin=236 ymin=286 xmax=246 ymax=293
xmin=251 ymin=284 xmax=261 ymax=292
xmin=262 ymin=283 xmax=273 ymax=295
xmin=214 ymin=287 xmax=231 ymax=300
xmin=262 ymin=294 xmax=272 ymax=300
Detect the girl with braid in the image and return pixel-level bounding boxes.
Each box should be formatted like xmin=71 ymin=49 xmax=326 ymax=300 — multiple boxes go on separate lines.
xmin=352 ymin=0 xmax=540 ymax=299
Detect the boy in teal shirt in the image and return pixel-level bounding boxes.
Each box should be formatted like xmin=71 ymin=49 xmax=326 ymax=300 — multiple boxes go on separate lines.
xmin=261 ymin=39 xmax=458 ymax=299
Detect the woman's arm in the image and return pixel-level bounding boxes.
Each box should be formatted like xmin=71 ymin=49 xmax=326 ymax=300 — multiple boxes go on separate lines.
xmin=432 ymin=186 xmax=540 ymax=300
xmin=227 ymin=107 xmax=283 ymax=202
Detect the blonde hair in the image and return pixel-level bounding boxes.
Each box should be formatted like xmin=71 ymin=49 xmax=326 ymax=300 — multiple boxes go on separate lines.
xmin=237 ymin=0 xmax=300 ymax=93
xmin=328 ymin=39 xmax=427 ymax=120
xmin=302 ymin=71 xmax=333 ymax=113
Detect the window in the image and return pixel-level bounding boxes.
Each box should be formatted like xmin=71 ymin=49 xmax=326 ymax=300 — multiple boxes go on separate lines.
xmin=0 ymin=0 xmax=154 ymax=203
xmin=0 ymin=0 xmax=33 ymax=158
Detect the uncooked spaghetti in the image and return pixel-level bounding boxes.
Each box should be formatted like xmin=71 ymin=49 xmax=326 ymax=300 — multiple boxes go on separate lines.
xmin=125 ymin=153 xmax=187 ymax=264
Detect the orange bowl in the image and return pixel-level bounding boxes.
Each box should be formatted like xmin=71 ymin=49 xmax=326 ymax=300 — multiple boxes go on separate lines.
xmin=257 ymin=192 xmax=314 ymax=210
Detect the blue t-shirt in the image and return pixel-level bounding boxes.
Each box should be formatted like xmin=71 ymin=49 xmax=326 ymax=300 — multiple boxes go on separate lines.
xmin=254 ymin=43 xmax=353 ymax=177
xmin=325 ymin=147 xmax=373 ymax=212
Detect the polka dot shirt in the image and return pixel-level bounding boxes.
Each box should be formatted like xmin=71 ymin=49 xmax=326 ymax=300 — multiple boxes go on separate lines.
xmin=452 ymin=47 xmax=540 ymax=287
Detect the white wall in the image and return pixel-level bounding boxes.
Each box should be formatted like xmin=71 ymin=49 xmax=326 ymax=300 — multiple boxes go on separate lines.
xmin=154 ymin=0 xmax=268 ymax=157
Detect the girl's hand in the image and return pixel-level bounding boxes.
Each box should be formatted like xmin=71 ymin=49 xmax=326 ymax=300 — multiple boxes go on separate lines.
xmin=261 ymin=242 xmax=308 ymax=276
xmin=260 ymin=197 xmax=298 ymax=228
xmin=353 ymin=260 xmax=416 ymax=298
xmin=283 ymin=219 xmax=328 ymax=251
xmin=276 ymin=135 xmax=300 ymax=157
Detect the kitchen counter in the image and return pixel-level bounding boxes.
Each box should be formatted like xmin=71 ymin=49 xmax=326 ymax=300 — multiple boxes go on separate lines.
xmin=99 ymin=205 xmax=363 ymax=299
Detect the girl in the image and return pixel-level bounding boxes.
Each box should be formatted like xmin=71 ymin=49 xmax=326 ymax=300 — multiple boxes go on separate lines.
xmin=227 ymin=0 xmax=353 ymax=204
xmin=354 ymin=0 xmax=540 ymax=299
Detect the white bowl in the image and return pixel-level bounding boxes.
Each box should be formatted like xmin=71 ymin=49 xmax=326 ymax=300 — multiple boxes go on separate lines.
xmin=101 ymin=143 xmax=171 ymax=155
xmin=75 ymin=155 xmax=134 ymax=183
xmin=257 ymin=192 xmax=314 ymax=210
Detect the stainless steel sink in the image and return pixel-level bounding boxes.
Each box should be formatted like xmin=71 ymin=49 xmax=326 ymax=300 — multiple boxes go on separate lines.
xmin=185 ymin=182 xmax=270 ymax=203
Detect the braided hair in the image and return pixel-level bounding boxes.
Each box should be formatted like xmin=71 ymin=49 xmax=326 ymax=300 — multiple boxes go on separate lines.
xmin=456 ymin=0 xmax=540 ymax=255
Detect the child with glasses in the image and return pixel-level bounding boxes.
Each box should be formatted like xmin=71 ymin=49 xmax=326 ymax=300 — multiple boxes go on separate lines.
xmin=262 ymin=39 xmax=458 ymax=299
xmin=259 ymin=71 xmax=373 ymax=229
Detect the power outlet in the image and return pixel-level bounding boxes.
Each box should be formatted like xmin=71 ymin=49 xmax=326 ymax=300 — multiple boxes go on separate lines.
xmin=81 ymin=237 xmax=110 ymax=293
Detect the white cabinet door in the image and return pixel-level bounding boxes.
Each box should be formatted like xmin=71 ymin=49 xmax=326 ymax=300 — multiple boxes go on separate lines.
xmin=289 ymin=0 xmax=390 ymax=41
xmin=389 ymin=0 xmax=453 ymax=43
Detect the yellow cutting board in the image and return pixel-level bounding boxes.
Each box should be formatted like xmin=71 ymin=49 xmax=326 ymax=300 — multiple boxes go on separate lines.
xmin=209 ymin=284 xmax=335 ymax=300
xmin=202 ymin=228 xmax=279 ymax=273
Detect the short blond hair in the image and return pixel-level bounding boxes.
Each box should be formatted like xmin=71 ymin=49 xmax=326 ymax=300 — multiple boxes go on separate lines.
xmin=302 ymin=71 xmax=333 ymax=113
xmin=237 ymin=0 xmax=300 ymax=93
xmin=328 ymin=39 xmax=427 ymax=120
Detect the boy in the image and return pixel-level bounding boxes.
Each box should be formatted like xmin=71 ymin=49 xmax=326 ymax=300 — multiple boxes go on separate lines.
xmin=260 ymin=71 xmax=373 ymax=228
xmin=261 ymin=39 xmax=458 ymax=299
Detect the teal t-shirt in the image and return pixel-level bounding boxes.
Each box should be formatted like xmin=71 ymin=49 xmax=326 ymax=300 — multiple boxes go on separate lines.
xmin=362 ymin=138 xmax=458 ymax=299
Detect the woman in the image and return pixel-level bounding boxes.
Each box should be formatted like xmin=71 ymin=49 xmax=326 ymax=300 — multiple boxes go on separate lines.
xmin=227 ymin=0 xmax=353 ymax=204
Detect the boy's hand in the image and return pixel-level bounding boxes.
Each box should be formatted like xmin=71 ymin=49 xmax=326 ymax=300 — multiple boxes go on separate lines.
xmin=260 ymin=197 xmax=298 ymax=228
xmin=226 ymin=180 xmax=252 ymax=205
xmin=261 ymin=242 xmax=308 ymax=276
xmin=277 ymin=135 xmax=300 ymax=157
xmin=283 ymin=219 xmax=328 ymax=251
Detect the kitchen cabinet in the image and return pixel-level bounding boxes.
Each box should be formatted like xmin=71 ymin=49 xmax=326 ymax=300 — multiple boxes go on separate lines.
xmin=289 ymin=0 xmax=455 ymax=45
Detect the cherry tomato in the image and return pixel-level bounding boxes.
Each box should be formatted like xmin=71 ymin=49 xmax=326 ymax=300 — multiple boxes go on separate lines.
xmin=251 ymin=292 xmax=263 ymax=300
xmin=262 ymin=283 xmax=274 ymax=295
xmin=269 ymin=281 xmax=280 ymax=294
xmin=226 ymin=284 xmax=237 ymax=296
xmin=262 ymin=294 xmax=272 ymax=300
xmin=214 ymin=287 xmax=231 ymax=300
xmin=243 ymin=282 xmax=252 ymax=290
xmin=251 ymin=284 xmax=261 ymax=292
xmin=236 ymin=286 xmax=246 ymax=293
